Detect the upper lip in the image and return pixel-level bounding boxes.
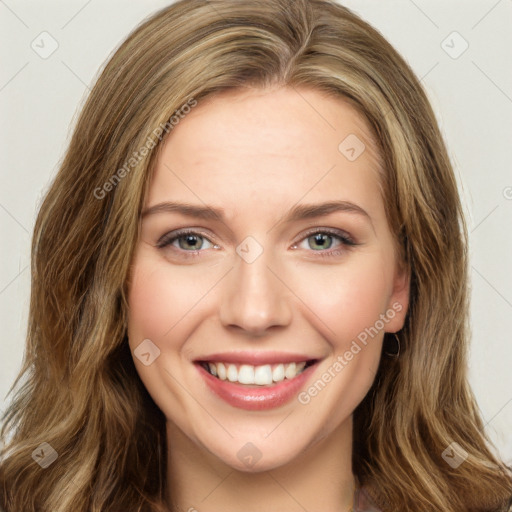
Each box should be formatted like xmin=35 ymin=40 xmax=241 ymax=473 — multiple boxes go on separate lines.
xmin=194 ymin=351 xmax=320 ymax=366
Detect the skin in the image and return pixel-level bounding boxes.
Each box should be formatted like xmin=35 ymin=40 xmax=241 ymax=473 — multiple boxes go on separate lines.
xmin=127 ymin=86 xmax=410 ymax=512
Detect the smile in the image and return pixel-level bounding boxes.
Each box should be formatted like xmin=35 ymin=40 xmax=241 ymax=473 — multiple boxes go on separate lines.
xmin=199 ymin=360 xmax=315 ymax=386
xmin=194 ymin=352 xmax=321 ymax=411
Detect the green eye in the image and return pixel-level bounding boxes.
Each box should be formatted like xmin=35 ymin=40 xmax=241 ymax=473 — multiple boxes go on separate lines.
xmin=294 ymin=229 xmax=358 ymax=257
xmin=157 ymin=228 xmax=358 ymax=260
xmin=157 ymin=230 xmax=215 ymax=251
xmin=307 ymin=232 xmax=336 ymax=250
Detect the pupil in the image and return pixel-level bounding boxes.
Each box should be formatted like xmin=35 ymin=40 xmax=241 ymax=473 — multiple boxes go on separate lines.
xmin=311 ymin=233 xmax=331 ymax=250
xmin=181 ymin=234 xmax=201 ymax=250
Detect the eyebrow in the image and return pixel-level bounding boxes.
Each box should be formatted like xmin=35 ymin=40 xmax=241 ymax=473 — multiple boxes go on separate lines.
xmin=141 ymin=200 xmax=373 ymax=227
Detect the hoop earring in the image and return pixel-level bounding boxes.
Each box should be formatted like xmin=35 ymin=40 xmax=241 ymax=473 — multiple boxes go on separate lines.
xmin=384 ymin=332 xmax=401 ymax=358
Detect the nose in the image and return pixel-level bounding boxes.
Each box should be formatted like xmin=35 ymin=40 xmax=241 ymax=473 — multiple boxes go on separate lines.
xmin=219 ymin=249 xmax=293 ymax=336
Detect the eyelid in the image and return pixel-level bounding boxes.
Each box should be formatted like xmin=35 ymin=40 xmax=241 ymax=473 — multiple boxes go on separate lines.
xmin=156 ymin=226 xmax=359 ymax=256
xmin=295 ymin=226 xmax=357 ymax=246
xmin=156 ymin=228 xmax=217 ymax=248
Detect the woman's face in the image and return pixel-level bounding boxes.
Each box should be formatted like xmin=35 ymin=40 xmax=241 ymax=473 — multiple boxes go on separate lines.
xmin=127 ymin=86 xmax=409 ymax=471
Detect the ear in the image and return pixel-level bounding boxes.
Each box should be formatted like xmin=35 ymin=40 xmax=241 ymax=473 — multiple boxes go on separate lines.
xmin=385 ymin=260 xmax=410 ymax=333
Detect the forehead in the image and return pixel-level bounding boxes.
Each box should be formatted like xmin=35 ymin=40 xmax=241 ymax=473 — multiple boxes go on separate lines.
xmin=146 ymin=86 xmax=384 ymax=223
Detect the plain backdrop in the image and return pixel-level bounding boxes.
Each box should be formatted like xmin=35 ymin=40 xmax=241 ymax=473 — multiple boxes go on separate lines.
xmin=1 ymin=0 xmax=511 ymax=463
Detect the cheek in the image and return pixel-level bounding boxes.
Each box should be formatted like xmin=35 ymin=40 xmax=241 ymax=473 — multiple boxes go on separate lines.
xmin=296 ymin=261 xmax=390 ymax=433
xmin=128 ymin=276 xmax=163 ymax=339
xmin=126 ymin=252 xmax=203 ymax=419
xmin=127 ymin=251 xmax=209 ymax=342
xmin=294 ymin=255 xmax=391 ymax=344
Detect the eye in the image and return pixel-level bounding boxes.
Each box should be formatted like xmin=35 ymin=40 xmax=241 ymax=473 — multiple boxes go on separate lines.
xmin=292 ymin=229 xmax=358 ymax=257
xmin=156 ymin=229 xmax=217 ymax=253
xmin=156 ymin=227 xmax=358 ymax=259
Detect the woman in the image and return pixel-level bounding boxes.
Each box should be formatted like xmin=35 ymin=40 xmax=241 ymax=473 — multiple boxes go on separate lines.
xmin=1 ymin=0 xmax=511 ymax=510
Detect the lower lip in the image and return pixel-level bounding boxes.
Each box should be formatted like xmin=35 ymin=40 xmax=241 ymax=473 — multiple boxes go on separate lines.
xmin=195 ymin=362 xmax=318 ymax=411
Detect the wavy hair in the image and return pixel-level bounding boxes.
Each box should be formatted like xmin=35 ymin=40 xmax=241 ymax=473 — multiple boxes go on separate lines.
xmin=1 ymin=0 xmax=511 ymax=510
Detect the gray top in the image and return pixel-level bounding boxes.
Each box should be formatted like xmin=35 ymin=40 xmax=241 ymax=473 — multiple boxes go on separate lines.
xmin=353 ymin=487 xmax=382 ymax=511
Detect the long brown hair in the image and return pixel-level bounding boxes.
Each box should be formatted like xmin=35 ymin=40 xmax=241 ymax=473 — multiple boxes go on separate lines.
xmin=1 ymin=1 xmax=511 ymax=510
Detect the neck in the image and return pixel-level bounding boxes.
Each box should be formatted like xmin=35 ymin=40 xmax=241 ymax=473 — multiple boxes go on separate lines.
xmin=165 ymin=416 xmax=356 ymax=512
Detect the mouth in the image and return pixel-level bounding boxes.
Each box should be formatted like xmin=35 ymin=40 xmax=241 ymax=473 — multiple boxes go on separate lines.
xmin=193 ymin=353 xmax=321 ymax=411
xmin=196 ymin=359 xmax=317 ymax=387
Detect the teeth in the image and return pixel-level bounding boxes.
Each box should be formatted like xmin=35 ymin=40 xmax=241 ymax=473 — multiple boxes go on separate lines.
xmin=227 ymin=364 xmax=238 ymax=382
xmin=285 ymin=362 xmax=296 ymax=379
xmin=238 ymin=365 xmax=255 ymax=384
xmin=254 ymin=365 xmax=272 ymax=385
xmin=217 ymin=362 xmax=227 ymax=380
xmin=204 ymin=361 xmax=308 ymax=386
xmin=272 ymin=364 xmax=285 ymax=382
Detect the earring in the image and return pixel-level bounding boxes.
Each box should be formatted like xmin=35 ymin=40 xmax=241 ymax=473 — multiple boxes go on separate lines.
xmin=384 ymin=332 xmax=401 ymax=358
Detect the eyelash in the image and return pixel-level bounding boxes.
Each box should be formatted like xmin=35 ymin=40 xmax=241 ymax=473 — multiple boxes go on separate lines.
xmin=156 ymin=228 xmax=358 ymax=259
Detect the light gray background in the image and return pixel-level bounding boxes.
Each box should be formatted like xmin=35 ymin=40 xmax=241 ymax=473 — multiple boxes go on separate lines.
xmin=1 ymin=0 xmax=511 ymax=463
